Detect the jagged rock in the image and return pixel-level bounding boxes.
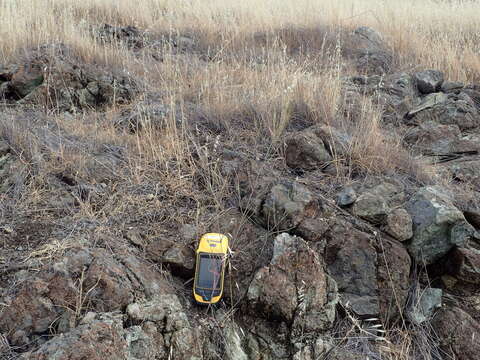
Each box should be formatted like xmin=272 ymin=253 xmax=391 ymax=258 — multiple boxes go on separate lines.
xmin=385 ymin=208 xmax=413 ymax=241
xmin=324 ymin=220 xmax=378 ymax=316
xmin=19 ymin=312 xmax=168 ymax=360
xmin=312 ymin=124 xmax=352 ymax=158
xmin=223 ymin=321 xmax=249 ymax=360
xmin=441 ymin=81 xmax=464 ymax=93
xmin=126 ymin=295 xmax=202 ymax=359
xmin=248 ymin=233 xmax=337 ymax=335
xmin=414 ymin=70 xmax=444 ymax=94
xmin=446 ymin=247 xmax=480 ymax=284
xmin=325 ymin=220 xmax=411 ymax=318
xmin=0 ymin=273 xmax=76 ymax=347
xmin=407 ymin=287 xmax=442 ymax=325
xmin=127 ymin=295 xmax=189 ymax=330
xmin=0 ymin=245 xmax=172 ymax=347
xmin=260 ymin=181 xmax=319 ymax=231
xmin=125 ymin=323 xmax=166 ymax=360
xmin=284 ymin=124 xmax=353 ymax=172
xmin=403 ymin=121 xmax=480 ymax=155
xmin=20 ymin=313 xmax=128 ymax=359
xmin=432 ymin=306 xmax=480 ymax=360
xmin=170 ymin=327 xmax=203 ymax=360
xmin=285 ymin=129 xmax=332 ymax=171
xmin=336 ymin=187 xmax=357 ymax=206
xmin=404 ymin=121 xmax=460 ymax=154
xmin=377 ymin=72 xmax=419 ymax=121
xmin=345 ymin=27 xmax=393 ymax=75
xmin=407 ymin=92 xmax=480 ymax=131
xmin=161 ymin=244 xmax=195 ymax=278
xmin=0 ymin=43 xmax=137 ymax=111
xmin=242 ymin=319 xmax=290 ymax=359
xmin=405 ymin=186 xmax=476 ymax=264
xmin=352 ymin=191 xmax=389 ymax=224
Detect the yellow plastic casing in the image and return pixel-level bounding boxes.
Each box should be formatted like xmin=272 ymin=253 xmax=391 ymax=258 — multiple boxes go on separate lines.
xmin=193 ymin=233 xmax=229 ymax=304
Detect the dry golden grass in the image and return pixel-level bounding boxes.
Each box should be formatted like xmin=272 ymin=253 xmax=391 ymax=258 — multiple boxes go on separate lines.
xmin=2 ymin=0 xmax=479 ymax=184
xmin=2 ymin=0 xmax=480 ymax=78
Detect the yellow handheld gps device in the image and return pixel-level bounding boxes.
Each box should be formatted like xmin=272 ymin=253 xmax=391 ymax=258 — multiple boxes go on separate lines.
xmin=193 ymin=233 xmax=228 ymax=304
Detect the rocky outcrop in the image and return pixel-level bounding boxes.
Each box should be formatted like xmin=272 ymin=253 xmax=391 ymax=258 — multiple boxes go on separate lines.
xmin=339 ymin=180 xmax=412 ymax=242
xmin=406 ymin=92 xmax=480 ymax=131
xmin=20 ymin=313 xmax=130 ymax=360
xmin=324 ymin=219 xmax=411 ymax=318
xmin=0 ymin=44 xmax=137 ymax=111
xmin=324 ymin=220 xmax=378 ymax=316
xmin=248 ymin=233 xmax=337 ymax=337
xmin=127 ymin=295 xmax=202 ymax=359
xmin=403 ymin=121 xmax=480 ymax=155
xmin=97 ymin=24 xmax=146 ymax=49
xmin=21 ymin=294 xmax=203 ymax=360
xmin=0 ymin=244 xmax=172 ymax=348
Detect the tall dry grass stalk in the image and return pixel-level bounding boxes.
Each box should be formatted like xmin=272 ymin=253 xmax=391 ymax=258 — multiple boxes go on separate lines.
xmin=2 ymin=0 xmax=480 ymax=80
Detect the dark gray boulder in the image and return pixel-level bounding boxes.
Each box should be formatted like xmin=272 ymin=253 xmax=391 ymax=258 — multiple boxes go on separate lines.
xmin=414 ymin=70 xmax=444 ymax=94
xmin=346 ymin=27 xmax=393 ymax=75
xmin=407 ymin=92 xmax=480 ymax=131
xmin=405 ymin=186 xmax=476 ymax=264
xmin=285 ymin=129 xmax=332 ymax=171
xmin=385 ymin=208 xmax=413 ymax=241
xmin=336 ymin=187 xmax=357 ymax=207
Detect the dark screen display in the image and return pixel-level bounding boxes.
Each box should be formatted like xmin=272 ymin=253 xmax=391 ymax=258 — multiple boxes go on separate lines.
xmin=197 ymin=254 xmax=223 ymax=290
